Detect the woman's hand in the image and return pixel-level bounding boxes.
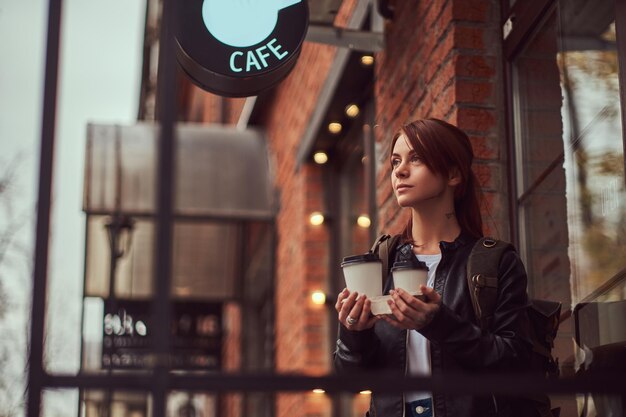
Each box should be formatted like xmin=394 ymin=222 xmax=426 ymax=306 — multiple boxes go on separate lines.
xmin=381 ymin=285 xmax=441 ymax=330
xmin=335 ymin=288 xmax=378 ymax=331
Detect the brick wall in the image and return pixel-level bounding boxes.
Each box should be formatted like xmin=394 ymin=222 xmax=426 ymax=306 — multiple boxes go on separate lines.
xmin=265 ymin=2 xmax=508 ymax=417
xmin=221 ymin=302 xmax=242 ymax=417
xmin=266 ymin=36 xmax=342 ymax=417
xmin=375 ymin=0 xmax=508 ymax=239
xmin=181 ymin=2 xmax=508 ymax=417
xmin=258 ymin=1 xmax=363 ymax=414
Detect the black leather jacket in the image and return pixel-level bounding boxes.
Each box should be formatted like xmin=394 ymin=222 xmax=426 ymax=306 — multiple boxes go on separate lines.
xmin=334 ymin=232 xmax=532 ymax=417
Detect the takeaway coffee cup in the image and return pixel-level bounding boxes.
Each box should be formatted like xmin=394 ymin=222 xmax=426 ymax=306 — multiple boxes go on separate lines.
xmin=391 ymin=260 xmax=429 ymax=294
xmin=340 ymin=253 xmax=382 ymax=298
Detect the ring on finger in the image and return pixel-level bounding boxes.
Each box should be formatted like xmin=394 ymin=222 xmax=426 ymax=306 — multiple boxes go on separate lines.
xmin=346 ymin=316 xmax=357 ymax=326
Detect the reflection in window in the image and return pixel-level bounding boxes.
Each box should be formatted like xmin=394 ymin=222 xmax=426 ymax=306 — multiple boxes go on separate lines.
xmin=514 ymin=0 xmax=624 ymax=307
xmin=513 ymin=2 xmax=626 ymax=415
xmin=560 ymin=20 xmax=625 ymax=305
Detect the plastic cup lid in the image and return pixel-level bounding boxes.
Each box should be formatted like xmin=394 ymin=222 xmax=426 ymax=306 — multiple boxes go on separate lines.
xmin=341 ymin=252 xmax=381 ymax=267
xmin=391 ymin=259 xmax=429 ymax=271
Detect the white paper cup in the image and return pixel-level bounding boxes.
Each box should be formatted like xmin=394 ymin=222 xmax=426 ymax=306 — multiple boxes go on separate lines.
xmin=341 ymin=253 xmax=382 ymax=298
xmin=391 ymin=260 xmax=429 ymax=294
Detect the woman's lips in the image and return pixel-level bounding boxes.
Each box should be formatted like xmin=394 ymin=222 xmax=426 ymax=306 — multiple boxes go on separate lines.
xmin=396 ymin=185 xmax=412 ymax=193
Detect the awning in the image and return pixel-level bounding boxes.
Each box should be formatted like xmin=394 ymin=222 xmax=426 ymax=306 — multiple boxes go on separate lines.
xmin=82 ymin=123 xmax=275 ymax=300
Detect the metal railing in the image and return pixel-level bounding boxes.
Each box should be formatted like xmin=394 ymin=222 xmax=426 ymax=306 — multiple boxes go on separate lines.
xmin=26 ymin=1 xmax=626 ymax=417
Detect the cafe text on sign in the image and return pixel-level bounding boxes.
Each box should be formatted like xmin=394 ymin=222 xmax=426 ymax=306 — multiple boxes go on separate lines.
xmin=176 ymin=0 xmax=309 ymax=97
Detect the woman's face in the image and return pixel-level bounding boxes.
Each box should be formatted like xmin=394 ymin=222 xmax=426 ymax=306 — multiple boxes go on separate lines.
xmin=390 ymin=134 xmax=452 ymax=208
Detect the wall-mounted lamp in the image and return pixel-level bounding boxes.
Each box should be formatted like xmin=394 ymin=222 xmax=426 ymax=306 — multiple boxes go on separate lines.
xmin=313 ymin=151 xmax=329 ymax=164
xmin=105 ymin=214 xmax=135 ymax=260
xmin=105 ymin=214 xmax=135 ymax=301
xmin=345 ymin=104 xmax=360 ymax=118
xmin=309 ymin=212 xmax=325 ymax=226
xmin=328 ymin=122 xmax=342 ymax=134
xmin=357 ymin=214 xmax=371 ymax=228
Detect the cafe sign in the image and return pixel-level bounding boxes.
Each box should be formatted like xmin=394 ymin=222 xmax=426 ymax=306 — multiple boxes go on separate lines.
xmin=175 ymin=0 xmax=309 ymax=97
xmin=102 ymin=300 xmax=222 ymax=370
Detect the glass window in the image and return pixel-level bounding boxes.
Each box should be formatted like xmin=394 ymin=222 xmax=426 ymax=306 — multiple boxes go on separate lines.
xmin=512 ymin=1 xmax=625 ymax=414
xmin=514 ymin=0 xmax=624 ymax=303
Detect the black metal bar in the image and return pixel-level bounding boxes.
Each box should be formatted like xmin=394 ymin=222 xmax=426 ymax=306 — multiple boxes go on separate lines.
xmin=83 ymin=209 xmax=275 ymax=222
xmin=153 ymin=0 xmax=178 ymax=414
xmin=363 ymin=103 xmax=377 ymax=242
xmin=41 ymin=372 xmax=626 ymax=395
xmin=500 ymin=0 xmax=520 ymax=245
xmin=27 ymin=1 xmax=63 ymax=416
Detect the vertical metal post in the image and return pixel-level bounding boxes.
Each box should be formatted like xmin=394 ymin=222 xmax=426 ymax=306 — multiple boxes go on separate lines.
xmin=153 ymin=0 xmax=177 ymax=415
xmin=363 ymin=103 xmax=377 ymax=241
xmin=27 ymin=0 xmax=63 ymax=416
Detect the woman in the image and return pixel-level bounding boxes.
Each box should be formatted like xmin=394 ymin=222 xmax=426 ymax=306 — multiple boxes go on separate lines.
xmin=334 ymin=118 xmax=532 ymax=417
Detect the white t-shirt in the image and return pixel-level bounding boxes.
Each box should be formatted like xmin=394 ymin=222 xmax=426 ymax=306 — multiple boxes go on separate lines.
xmin=405 ymin=253 xmax=441 ymax=402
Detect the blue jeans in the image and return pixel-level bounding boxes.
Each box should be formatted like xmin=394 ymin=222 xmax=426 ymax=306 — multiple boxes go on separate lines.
xmin=405 ymin=398 xmax=433 ymax=417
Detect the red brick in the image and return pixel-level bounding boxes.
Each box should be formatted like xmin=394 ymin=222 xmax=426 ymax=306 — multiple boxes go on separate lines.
xmin=473 ymin=161 xmax=501 ymax=190
xmin=454 ymin=54 xmax=496 ymax=78
xmin=454 ymin=25 xmax=486 ymax=50
xmin=455 ymin=80 xmax=493 ymax=104
xmin=469 ymin=135 xmax=499 ymax=160
xmin=452 ymin=0 xmax=490 ymax=22
xmin=454 ymin=106 xmax=497 ymax=133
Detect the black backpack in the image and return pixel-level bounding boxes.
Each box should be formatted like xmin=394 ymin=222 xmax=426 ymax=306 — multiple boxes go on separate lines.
xmin=371 ymin=234 xmax=562 ymax=417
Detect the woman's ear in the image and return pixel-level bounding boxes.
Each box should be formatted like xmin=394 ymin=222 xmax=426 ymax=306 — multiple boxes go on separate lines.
xmin=448 ymin=167 xmax=462 ymax=187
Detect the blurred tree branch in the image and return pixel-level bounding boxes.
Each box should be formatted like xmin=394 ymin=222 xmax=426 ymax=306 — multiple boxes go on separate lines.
xmin=0 ymin=154 xmax=31 ymax=417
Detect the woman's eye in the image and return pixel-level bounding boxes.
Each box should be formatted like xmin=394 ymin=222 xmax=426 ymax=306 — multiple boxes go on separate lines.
xmin=410 ymin=155 xmax=422 ymax=164
xmin=391 ymin=158 xmax=401 ymax=167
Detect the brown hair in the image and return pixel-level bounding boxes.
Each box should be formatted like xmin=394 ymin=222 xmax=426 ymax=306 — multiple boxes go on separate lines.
xmin=390 ymin=118 xmax=484 ymax=241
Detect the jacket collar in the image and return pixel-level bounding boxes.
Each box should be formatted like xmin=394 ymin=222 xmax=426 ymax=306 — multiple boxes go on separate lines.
xmin=440 ymin=230 xmax=476 ymax=252
xmin=395 ymin=230 xmax=477 ymax=260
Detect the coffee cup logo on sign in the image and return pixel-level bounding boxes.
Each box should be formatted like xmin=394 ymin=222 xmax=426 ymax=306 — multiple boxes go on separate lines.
xmin=175 ymin=0 xmax=308 ymax=97
xmin=202 ymin=0 xmax=302 ymax=48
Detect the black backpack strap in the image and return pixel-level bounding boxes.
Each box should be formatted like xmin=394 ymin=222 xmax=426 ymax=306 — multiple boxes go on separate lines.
xmin=371 ymin=234 xmax=401 ymax=287
xmin=466 ymin=237 xmax=514 ymax=330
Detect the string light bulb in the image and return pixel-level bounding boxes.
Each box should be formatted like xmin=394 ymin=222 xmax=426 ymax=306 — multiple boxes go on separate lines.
xmin=309 ymin=212 xmax=325 ymax=226
xmin=345 ymin=104 xmax=360 ymax=118
xmin=328 ymin=122 xmax=342 ymax=134
xmin=313 ymin=151 xmax=328 ymax=164
xmin=360 ymin=55 xmax=374 ymax=66
xmin=357 ymin=215 xmax=371 ymax=228
xmin=311 ymin=290 xmax=327 ymax=305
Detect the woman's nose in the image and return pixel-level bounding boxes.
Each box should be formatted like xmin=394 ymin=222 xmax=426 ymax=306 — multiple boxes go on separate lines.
xmin=394 ymin=163 xmax=408 ymax=178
